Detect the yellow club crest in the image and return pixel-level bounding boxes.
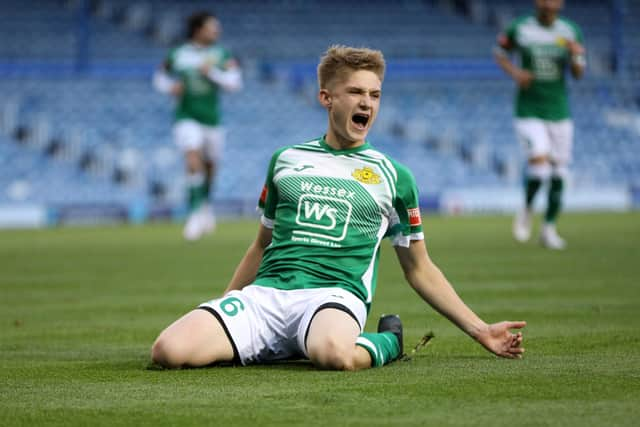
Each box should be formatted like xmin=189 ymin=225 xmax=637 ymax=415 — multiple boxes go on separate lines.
xmin=556 ymin=37 xmax=567 ymax=47
xmin=352 ymin=166 xmax=381 ymax=184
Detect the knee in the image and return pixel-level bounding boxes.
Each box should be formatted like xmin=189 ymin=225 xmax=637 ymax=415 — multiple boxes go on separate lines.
xmin=185 ymin=151 xmax=204 ymax=173
xmin=528 ymin=155 xmax=548 ymax=165
xmin=308 ymin=335 xmax=357 ymax=371
xmin=150 ymin=335 xmax=185 ymax=369
xmin=527 ymin=160 xmax=551 ymax=180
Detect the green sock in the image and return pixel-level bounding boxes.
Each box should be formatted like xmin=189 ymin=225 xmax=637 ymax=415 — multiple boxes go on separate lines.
xmin=356 ymin=332 xmax=401 ymax=367
xmin=187 ymin=174 xmax=208 ymax=211
xmin=203 ymin=179 xmax=211 ymax=199
xmin=545 ymin=176 xmax=564 ymax=223
xmin=525 ymin=177 xmax=542 ymax=209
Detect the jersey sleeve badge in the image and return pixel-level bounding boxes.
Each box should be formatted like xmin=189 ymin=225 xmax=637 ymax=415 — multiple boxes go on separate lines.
xmin=259 ymin=185 xmax=268 ymax=204
xmin=408 ymin=208 xmax=422 ymax=226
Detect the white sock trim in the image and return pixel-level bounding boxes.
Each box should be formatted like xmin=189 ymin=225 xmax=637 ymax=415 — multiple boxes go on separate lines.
xmin=356 ymin=337 xmax=381 ymax=365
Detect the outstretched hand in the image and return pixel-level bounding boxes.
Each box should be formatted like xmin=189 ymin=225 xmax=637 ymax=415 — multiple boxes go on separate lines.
xmin=475 ymin=321 xmax=526 ymax=359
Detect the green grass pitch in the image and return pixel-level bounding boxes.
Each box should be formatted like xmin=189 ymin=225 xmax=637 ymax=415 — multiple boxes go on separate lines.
xmin=1 ymin=212 xmax=639 ymax=426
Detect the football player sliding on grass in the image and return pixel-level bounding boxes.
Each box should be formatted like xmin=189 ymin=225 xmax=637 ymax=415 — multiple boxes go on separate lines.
xmin=151 ymin=46 xmax=525 ymax=370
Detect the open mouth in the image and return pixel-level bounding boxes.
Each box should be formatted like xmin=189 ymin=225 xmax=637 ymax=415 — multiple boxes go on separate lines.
xmin=351 ymin=113 xmax=370 ymax=130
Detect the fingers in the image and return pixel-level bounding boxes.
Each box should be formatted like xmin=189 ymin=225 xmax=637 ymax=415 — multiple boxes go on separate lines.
xmin=488 ymin=328 xmax=525 ymax=359
xmin=502 ymin=346 xmax=525 ymax=359
xmin=505 ymin=320 xmax=527 ymax=330
xmin=499 ymin=331 xmax=525 ymax=359
xmin=510 ymin=332 xmax=523 ymax=348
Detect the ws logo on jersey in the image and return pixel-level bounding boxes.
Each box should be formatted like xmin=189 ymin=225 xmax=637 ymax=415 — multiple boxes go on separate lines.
xmin=294 ymin=194 xmax=353 ymax=242
xmin=301 ymin=200 xmax=338 ymax=229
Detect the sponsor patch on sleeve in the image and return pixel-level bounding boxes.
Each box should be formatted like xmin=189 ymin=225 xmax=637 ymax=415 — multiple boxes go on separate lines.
xmin=408 ymin=207 xmax=422 ymax=226
xmin=259 ymin=185 xmax=268 ymax=204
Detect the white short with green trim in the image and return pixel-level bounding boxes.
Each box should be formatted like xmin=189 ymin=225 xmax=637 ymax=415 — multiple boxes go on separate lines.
xmin=199 ymin=285 xmax=366 ymax=365
xmin=173 ymin=119 xmax=225 ymax=162
xmin=515 ymin=118 xmax=573 ymax=165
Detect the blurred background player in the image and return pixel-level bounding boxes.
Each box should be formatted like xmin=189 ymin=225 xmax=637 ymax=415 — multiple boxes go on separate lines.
xmin=494 ymin=0 xmax=585 ymax=250
xmin=153 ymin=11 xmax=242 ymax=240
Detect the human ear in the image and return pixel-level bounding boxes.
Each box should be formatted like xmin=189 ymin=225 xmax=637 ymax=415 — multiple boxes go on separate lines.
xmin=318 ymin=89 xmax=332 ymax=109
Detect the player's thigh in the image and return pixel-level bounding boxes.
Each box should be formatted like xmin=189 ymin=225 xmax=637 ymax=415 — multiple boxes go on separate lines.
xmin=173 ymin=119 xmax=205 ymax=152
xmin=296 ymin=288 xmax=366 ymax=356
xmin=305 ymin=308 xmax=362 ymax=365
xmin=515 ymin=118 xmax=551 ymax=160
xmin=152 ymin=308 xmax=234 ymax=367
xmin=200 ymin=287 xmax=290 ymax=366
xmin=547 ymin=119 xmax=574 ymax=165
xmin=202 ymin=126 xmax=226 ymax=163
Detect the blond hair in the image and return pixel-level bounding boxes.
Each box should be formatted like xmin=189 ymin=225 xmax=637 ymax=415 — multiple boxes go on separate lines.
xmin=317 ymin=45 xmax=385 ymax=89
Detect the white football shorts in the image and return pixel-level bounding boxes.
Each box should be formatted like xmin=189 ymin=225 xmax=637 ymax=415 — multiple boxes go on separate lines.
xmin=173 ymin=119 xmax=225 ymax=162
xmin=514 ymin=118 xmax=574 ymax=165
xmin=199 ymin=285 xmax=367 ymax=365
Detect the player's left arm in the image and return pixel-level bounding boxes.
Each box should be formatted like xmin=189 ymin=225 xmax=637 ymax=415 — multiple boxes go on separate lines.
xmin=567 ymin=24 xmax=586 ymax=80
xmin=394 ymin=241 xmax=526 ymax=358
xmin=200 ymin=54 xmax=243 ymax=92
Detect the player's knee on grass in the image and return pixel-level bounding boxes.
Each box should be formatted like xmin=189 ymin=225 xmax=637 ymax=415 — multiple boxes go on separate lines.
xmin=151 ymin=335 xmax=186 ymax=368
xmin=151 ymin=309 xmax=235 ymax=368
xmin=307 ymin=334 xmax=361 ymax=371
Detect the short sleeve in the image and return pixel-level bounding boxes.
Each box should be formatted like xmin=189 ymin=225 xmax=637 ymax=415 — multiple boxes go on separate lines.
xmin=165 ymin=47 xmax=177 ymax=73
xmin=257 ymin=147 xmax=287 ymax=228
xmin=219 ymin=47 xmax=237 ymax=70
xmin=571 ymin=21 xmax=584 ymax=44
xmin=387 ymin=162 xmax=424 ymax=247
xmin=497 ymin=19 xmax=518 ymax=51
xmin=505 ymin=20 xmax=518 ymax=46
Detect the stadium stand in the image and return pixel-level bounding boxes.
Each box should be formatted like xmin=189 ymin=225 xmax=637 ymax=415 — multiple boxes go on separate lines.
xmin=0 ymin=0 xmax=638 ymax=220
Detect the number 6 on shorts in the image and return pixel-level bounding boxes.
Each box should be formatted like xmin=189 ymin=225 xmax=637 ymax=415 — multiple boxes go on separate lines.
xmin=220 ymin=296 xmax=245 ymax=317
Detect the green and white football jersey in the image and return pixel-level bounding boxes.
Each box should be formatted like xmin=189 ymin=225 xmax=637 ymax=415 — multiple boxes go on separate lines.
xmin=255 ymin=137 xmax=424 ymax=309
xmin=166 ymin=42 xmax=233 ymax=126
xmin=504 ymin=15 xmax=584 ymax=120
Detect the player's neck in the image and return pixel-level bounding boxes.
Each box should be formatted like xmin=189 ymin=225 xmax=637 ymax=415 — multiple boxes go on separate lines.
xmin=536 ymin=12 xmax=557 ymax=27
xmin=324 ymin=129 xmax=365 ymax=151
xmin=190 ymin=39 xmax=214 ymax=48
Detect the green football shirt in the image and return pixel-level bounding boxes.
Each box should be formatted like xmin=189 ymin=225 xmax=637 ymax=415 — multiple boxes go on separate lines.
xmin=166 ymin=42 xmax=233 ymax=126
xmin=504 ymin=15 xmax=584 ymax=120
xmin=255 ymin=137 xmax=424 ymax=309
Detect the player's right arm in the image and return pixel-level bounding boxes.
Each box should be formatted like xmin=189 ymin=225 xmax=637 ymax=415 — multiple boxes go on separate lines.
xmin=200 ymin=57 xmax=243 ymax=92
xmin=223 ymin=224 xmax=273 ymax=294
xmin=493 ymin=29 xmax=533 ymax=89
xmin=223 ymin=148 xmax=282 ymax=294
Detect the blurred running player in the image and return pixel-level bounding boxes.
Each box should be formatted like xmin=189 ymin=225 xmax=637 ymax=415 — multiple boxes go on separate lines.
xmin=494 ymin=0 xmax=585 ymax=249
xmin=153 ymin=11 xmax=242 ymax=240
